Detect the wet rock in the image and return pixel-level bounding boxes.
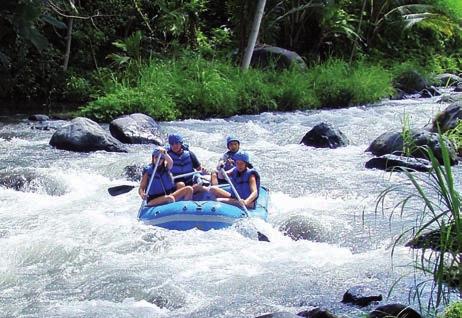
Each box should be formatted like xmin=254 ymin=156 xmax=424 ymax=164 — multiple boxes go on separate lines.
xmin=394 ymin=70 xmax=428 ymax=94
xmin=420 ymin=86 xmax=441 ymax=98
xmin=298 ymin=308 xmax=338 ymax=318
xmin=123 ymin=164 xmax=144 ymax=181
xmin=0 ymin=170 xmax=66 ymax=196
xmin=28 ymin=114 xmax=49 ymax=121
xmin=255 ymin=312 xmax=300 ymax=318
xmin=406 ymin=224 xmax=462 ymax=253
xmin=432 ymin=101 xmax=462 ymax=133
xmin=366 ymin=129 xmax=457 ymax=165
xmin=365 ymin=154 xmax=432 ymax=172
xmin=279 ymin=215 xmax=328 ymax=242
xmin=342 ymin=286 xmax=382 ymax=307
xmin=109 ymin=113 xmax=163 ymax=144
xmin=455 ymin=83 xmax=462 ymax=92
xmin=50 ymin=117 xmax=127 ymax=152
xmin=249 ymin=46 xmax=306 ymax=70
xmin=369 ymin=304 xmax=421 ymax=318
xmin=300 ymin=122 xmax=349 ymax=149
xmin=435 ymin=73 xmax=461 ymax=87
xmin=436 ymin=94 xmax=460 ymax=104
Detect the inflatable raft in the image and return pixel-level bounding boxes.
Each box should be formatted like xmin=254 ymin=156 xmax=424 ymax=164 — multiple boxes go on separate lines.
xmin=138 ymin=186 xmax=269 ymax=231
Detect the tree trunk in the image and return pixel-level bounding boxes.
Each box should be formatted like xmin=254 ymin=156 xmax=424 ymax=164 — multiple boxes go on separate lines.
xmin=63 ymin=16 xmax=73 ymax=71
xmin=241 ymin=0 xmax=266 ymax=70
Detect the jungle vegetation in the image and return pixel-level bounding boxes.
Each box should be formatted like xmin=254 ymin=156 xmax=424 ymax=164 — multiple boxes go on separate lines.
xmin=1 ymin=0 xmax=462 ymax=119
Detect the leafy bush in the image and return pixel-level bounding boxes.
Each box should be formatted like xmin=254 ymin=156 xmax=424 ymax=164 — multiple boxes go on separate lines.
xmin=441 ymin=301 xmax=462 ymax=318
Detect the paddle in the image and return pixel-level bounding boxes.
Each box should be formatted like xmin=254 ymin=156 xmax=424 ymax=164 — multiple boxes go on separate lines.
xmin=107 ymin=171 xmax=200 ymax=196
xmin=219 ymin=167 xmax=249 ymax=217
xmin=137 ymin=155 xmax=162 ymax=218
xmin=219 ymin=167 xmax=269 ymax=242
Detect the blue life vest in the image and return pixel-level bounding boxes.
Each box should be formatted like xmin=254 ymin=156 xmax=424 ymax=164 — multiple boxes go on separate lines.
xmin=144 ymin=165 xmax=175 ymax=197
xmin=168 ymin=149 xmax=194 ymax=182
xmin=223 ymin=150 xmax=238 ymax=171
xmin=230 ymin=168 xmax=260 ymax=200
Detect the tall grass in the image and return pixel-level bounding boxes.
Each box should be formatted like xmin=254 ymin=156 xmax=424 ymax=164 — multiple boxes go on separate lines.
xmin=376 ymin=136 xmax=462 ymax=311
xmin=80 ymin=55 xmax=394 ymax=121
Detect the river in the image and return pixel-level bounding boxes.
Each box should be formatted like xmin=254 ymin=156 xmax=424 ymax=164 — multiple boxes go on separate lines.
xmin=0 ymin=95 xmax=460 ymax=317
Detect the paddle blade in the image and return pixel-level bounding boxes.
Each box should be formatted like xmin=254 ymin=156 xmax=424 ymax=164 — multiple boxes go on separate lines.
xmin=108 ymin=185 xmax=135 ymax=196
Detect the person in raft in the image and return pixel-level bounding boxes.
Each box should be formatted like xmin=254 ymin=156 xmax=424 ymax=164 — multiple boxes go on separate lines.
xmin=210 ymin=135 xmax=245 ymax=185
xmin=209 ymin=151 xmax=260 ymax=209
xmin=167 ymin=133 xmax=208 ymax=193
xmin=138 ymin=147 xmax=193 ymax=206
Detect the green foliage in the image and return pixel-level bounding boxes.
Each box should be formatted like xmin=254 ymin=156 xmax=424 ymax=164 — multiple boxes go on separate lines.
xmin=310 ymin=59 xmax=393 ymax=108
xmin=80 ymin=54 xmax=395 ymax=121
xmin=377 ymin=136 xmax=462 ymax=309
xmin=107 ymin=31 xmax=143 ymax=67
xmin=441 ymin=301 xmax=462 ymax=318
xmin=444 ymin=120 xmax=462 ymax=154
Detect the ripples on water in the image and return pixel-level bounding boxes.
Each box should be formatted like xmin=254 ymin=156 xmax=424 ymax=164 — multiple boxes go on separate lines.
xmin=0 ymin=97 xmax=461 ymax=317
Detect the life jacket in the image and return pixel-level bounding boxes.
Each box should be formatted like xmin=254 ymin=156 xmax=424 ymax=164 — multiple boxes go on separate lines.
xmin=223 ymin=150 xmax=238 ymax=171
xmin=144 ymin=164 xmax=175 ymax=197
xmin=230 ymin=168 xmax=260 ymax=201
xmin=167 ymin=149 xmax=194 ymax=182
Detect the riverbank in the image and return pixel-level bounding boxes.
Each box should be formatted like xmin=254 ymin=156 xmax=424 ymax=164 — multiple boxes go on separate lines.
xmin=3 ymin=55 xmax=443 ymax=122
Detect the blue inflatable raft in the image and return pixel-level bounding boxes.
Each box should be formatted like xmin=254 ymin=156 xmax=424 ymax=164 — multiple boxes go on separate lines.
xmin=138 ymin=186 xmax=269 ymax=231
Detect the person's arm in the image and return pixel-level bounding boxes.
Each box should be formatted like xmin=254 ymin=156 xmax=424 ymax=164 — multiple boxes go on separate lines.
xmin=138 ymin=172 xmax=149 ymax=199
xmin=241 ymin=174 xmax=258 ymax=207
xmin=190 ymin=151 xmax=201 ymax=170
xmin=161 ymin=147 xmax=173 ymax=170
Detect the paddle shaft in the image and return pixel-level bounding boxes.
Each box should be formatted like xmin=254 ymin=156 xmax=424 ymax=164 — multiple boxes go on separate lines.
xmin=137 ymin=155 xmax=162 ymax=218
xmin=220 ymin=167 xmax=249 ymax=217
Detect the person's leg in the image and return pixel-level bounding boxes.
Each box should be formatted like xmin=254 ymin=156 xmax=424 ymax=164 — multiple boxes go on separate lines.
xmin=175 ymin=181 xmax=185 ymax=190
xmin=210 ymin=172 xmax=218 ymax=186
xmin=147 ymin=195 xmax=175 ymax=206
xmin=172 ymin=186 xmax=193 ymax=201
xmin=209 ymin=186 xmax=232 ymax=198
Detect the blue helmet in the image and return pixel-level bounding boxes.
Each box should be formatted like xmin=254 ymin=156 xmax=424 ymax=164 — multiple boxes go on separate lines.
xmin=168 ymin=133 xmax=184 ymax=145
xmin=151 ymin=148 xmax=164 ymax=158
xmin=226 ymin=135 xmax=240 ymax=148
xmin=233 ymin=151 xmax=250 ymax=164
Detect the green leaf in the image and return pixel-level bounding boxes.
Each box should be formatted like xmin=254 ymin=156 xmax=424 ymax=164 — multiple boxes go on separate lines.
xmin=41 ymin=14 xmax=67 ymax=29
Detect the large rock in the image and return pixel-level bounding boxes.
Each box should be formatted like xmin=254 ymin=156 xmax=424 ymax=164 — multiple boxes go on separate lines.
xmin=365 ymin=154 xmax=432 ymax=172
xmin=394 ymin=70 xmax=428 ymax=94
xmin=109 ymin=113 xmax=163 ymax=144
xmin=366 ymin=130 xmax=457 ymax=165
xmin=435 ymin=73 xmax=461 ymax=87
xmin=250 ymin=46 xmax=306 ymax=70
xmin=432 ymin=101 xmax=462 ymax=133
xmin=300 ymin=122 xmax=349 ymax=149
xmin=49 ymin=117 xmax=127 ymax=152
xmin=369 ymin=304 xmax=421 ymax=318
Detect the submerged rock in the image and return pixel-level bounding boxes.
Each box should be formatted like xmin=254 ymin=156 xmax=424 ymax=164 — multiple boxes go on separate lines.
xmin=365 ymin=154 xmax=432 ymax=172
xmin=342 ymin=286 xmax=382 ymax=307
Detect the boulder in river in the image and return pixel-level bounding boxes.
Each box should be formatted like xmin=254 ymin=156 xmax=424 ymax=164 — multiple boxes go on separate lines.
xmin=366 ymin=129 xmax=457 ymax=165
xmin=110 ymin=113 xmax=163 ymax=144
xmin=49 ymin=117 xmax=127 ymax=152
xmin=369 ymin=304 xmax=421 ymax=318
xmin=431 ymin=101 xmax=462 ymax=133
xmin=300 ymin=122 xmax=349 ymax=149
xmin=342 ymin=285 xmax=382 ymax=307
xmin=365 ymin=154 xmax=432 ymax=172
